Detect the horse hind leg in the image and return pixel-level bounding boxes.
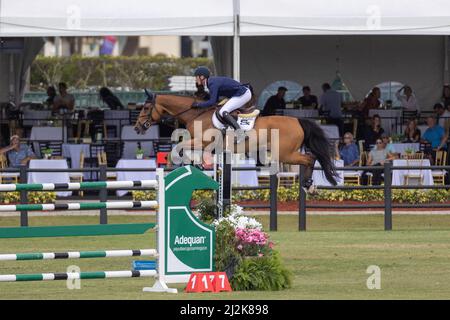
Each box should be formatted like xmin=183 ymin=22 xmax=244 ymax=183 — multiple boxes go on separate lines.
xmin=283 ymin=151 xmax=317 ymax=192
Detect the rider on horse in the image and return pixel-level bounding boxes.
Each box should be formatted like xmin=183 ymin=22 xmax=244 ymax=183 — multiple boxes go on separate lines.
xmin=191 ymin=66 xmax=252 ymax=142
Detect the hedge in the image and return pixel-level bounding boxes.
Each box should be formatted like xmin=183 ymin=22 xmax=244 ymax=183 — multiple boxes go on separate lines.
xmin=30 ymin=55 xmax=214 ymax=91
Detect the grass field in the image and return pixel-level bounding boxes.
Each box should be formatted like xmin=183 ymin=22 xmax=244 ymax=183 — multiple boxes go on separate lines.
xmin=1 ymin=214 xmax=450 ymax=299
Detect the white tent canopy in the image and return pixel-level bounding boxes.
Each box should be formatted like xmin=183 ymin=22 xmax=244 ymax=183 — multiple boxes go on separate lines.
xmin=240 ymin=0 xmax=450 ymax=35
xmin=0 ymin=0 xmax=234 ymax=36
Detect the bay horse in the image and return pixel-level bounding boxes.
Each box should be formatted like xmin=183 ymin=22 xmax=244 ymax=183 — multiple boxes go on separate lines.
xmin=134 ymin=92 xmax=338 ymax=188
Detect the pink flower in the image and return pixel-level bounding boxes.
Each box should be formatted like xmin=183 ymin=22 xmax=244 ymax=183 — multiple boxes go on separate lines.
xmin=237 ymin=244 xmax=243 ymax=251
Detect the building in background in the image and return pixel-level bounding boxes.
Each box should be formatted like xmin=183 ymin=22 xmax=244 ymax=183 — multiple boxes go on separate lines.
xmin=41 ymin=36 xmax=212 ymax=58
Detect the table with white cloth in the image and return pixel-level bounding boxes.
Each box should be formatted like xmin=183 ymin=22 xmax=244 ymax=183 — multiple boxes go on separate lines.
xmin=389 ymin=143 xmax=420 ymax=155
xmin=312 ymin=159 xmax=344 ymax=186
xmin=231 ymin=157 xmax=259 ymax=187
xmin=115 ymin=159 xmax=157 ymax=196
xmin=22 ymin=110 xmax=52 ymax=126
xmin=368 ymin=109 xmax=402 ymax=135
xmin=121 ymin=125 xmax=159 ymax=159
xmin=28 ymin=159 xmax=71 ymax=197
xmin=320 ymin=125 xmax=340 ymax=140
xmin=104 ymin=110 xmax=130 ymax=137
xmin=282 ymin=109 xmax=319 ymax=119
xmin=62 ymin=143 xmax=91 ymax=179
xmin=392 ymin=159 xmax=433 ymax=186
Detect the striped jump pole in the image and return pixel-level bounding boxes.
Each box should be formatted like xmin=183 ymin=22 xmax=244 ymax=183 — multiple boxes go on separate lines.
xmin=0 ymin=249 xmax=157 ymax=261
xmin=0 ymin=201 xmax=158 ymax=212
xmin=0 ymin=270 xmax=156 ymax=282
xmin=0 ymin=180 xmax=158 ymax=192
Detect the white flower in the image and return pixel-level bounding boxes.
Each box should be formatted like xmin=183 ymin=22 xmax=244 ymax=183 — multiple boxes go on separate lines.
xmin=212 ymin=205 xmax=262 ymax=231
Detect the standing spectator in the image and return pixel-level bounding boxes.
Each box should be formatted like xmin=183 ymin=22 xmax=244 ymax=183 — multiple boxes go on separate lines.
xmin=319 ymin=83 xmax=343 ymax=136
xmin=364 ymin=114 xmax=384 ymax=150
xmin=442 ymin=85 xmax=450 ymax=110
xmin=99 ymin=87 xmax=125 ymax=110
xmin=0 ymin=128 xmax=35 ymax=168
xmin=359 ymin=87 xmax=382 ymax=118
xmin=261 ymin=86 xmax=287 ymax=116
xmin=434 ymin=103 xmax=450 ymax=132
xmin=297 ymin=86 xmax=318 ymax=109
xmin=45 ymin=86 xmax=57 ymax=109
xmin=366 ymin=138 xmax=390 ymax=185
xmin=403 ymin=119 xmax=421 ymax=143
xmin=53 ymin=82 xmax=75 ymax=114
xmin=396 ymin=85 xmax=419 ymax=111
xmin=422 ymin=116 xmax=447 ymax=151
xmin=335 ymin=132 xmax=359 ymax=166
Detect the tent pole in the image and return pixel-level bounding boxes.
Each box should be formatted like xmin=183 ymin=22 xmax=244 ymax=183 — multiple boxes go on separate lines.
xmin=233 ymin=0 xmax=240 ymax=81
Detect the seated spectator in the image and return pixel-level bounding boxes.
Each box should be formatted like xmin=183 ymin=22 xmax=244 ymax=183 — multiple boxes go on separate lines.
xmin=422 ymin=116 xmax=447 ymax=151
xmin=365 ymin=138 xmax=390 ymax=185
xmin=364 ymin=114 xmax=384 ymax=150
xmin=0 ymin=128 xmax=35 ymax=168
xmin=261 ymin=86 xmax=287 ymax=116
xmin=403 ymin=119 xmax=421 ymax=143
xmin=45 ymin=86 xmax=57 ymax=109
xmin=380 ymin=134 xmax=396 ymax=156
xmin=335 ymin=132 xmax=359 ymax=166
xmin=53 ymin=82 xmax=75 ymax=114
xmin=396 ymin=85 xmax=419 ymax=111
xmin=359 ymin=87 xmax=382 ymax=118
xmin=99 ymin=87 xmax=125 ymax=110
xmin=297 ymin=86 xmax=318 ymax=109
xmin=319 ymin=83 xmax=343 ymax=136
xmin=442 ymin=85 xmax=450 ymax=110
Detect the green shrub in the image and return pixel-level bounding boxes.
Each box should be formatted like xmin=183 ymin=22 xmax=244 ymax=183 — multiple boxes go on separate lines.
xmin=30 ymin=55 xmax=213 ymax=91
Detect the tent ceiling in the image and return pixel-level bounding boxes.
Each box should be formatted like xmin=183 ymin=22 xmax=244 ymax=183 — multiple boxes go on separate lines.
xmin=0 ymin=0 xmax=234 ymax=36
xmin=1 ymin=0 xmax=450 ymax=37
xmin=240 ymin=0 xmax=450 ymax=35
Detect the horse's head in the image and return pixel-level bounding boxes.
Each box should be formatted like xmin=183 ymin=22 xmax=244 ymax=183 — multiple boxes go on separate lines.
xmin=134 ymin=90 xmax=165 ymax=135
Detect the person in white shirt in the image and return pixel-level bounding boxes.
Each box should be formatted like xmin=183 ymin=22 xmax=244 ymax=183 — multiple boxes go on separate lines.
xmin=396 ymin=85 xmax=419 ymax=111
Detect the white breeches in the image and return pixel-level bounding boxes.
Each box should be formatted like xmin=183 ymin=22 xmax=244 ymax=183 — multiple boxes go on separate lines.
xmin=218 ymin=88 xmax=252 ymax=116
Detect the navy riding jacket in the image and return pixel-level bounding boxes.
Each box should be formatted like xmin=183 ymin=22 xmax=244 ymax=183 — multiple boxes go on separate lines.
xmin=192 ymin=76 xmax=248 ymax=108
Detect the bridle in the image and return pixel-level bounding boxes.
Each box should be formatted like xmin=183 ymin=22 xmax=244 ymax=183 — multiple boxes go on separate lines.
xmin=139 ymin=96 xmax=213 ymax=130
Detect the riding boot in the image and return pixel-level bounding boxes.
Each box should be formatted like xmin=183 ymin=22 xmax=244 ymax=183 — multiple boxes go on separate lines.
xmin=222 ymin=112 xmax=245 ymax=143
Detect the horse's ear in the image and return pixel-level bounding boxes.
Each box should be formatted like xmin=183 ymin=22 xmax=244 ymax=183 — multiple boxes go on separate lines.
xmin=144 ymin=89 xmax=154 ymax=102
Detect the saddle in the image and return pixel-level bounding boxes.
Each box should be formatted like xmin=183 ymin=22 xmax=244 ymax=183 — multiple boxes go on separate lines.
xmin=214 ymin=96 xmax=260 ymax=131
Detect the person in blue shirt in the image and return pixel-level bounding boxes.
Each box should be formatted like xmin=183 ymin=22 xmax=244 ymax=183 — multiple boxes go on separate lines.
xmin=422 ymin=116 xmax=447 ymax=150
xmin=0 ymin=132 xmax=36 ymax=168
xmin=335 ymin=132 xmax=359 ymax=166
xmin=191 ymin=66 xmax=252 ymax=140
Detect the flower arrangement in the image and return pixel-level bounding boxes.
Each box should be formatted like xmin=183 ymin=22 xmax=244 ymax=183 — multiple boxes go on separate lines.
xmin=203 ymin=204 xmax=291 ymax=291
xmin=42 ymin=148 xmax=52 ymax=159
xmin=135 ymin=148 xmax=144 ymax=159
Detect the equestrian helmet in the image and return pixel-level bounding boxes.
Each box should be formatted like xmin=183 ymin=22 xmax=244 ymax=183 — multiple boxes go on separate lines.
xmin=194 ymin=66 xmax=211 ymax=78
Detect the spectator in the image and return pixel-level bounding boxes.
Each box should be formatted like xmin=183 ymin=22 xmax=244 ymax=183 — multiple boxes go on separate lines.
xmin=366 ymin=138 xmax=390 ymax=185
xmin=53 ymin=82 xmax=75 ymax=114
xmin=297 ymin=86 xmax=318 ymax=109
xmin=319 ymin=83 xmax=343 ymax=136
xmin=364 ymin=114 xmax=384 ymax=150
xmin=395 ymin=85 xmax=419 ymax=111
xmin=335 ymin=132 xmax=359 ymax=166
xmin=442 ymin=85 xmax=450 ymax=110
xmin=359 ymin=87 xmax=382 ymax=118
xmin=403 ymin=119 xmax=421 ymax=143
xmin=380 ymin=133 xmax=397 ymax=158
xmin=0 ymin=128 xmax=35 ymax=168
xmin=434 ymin=103 xmax=450 ymax=132
xmin=99 ymin=87 xmax=125 ymax=110
xmin=45 ymin=86 xmax=57 ymax=109
xmin=422 ymin=116 xmax=447 ymax=151
xmin=262 ymin=86 xmax=287 ymax=116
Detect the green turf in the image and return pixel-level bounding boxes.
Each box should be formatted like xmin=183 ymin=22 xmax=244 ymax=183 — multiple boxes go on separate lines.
xmin=1 ymin=214 xmax=450 ymax=299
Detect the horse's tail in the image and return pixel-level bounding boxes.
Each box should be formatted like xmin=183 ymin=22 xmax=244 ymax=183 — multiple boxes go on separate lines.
xmin=298 ymin=118 xmax=338 ymax=185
